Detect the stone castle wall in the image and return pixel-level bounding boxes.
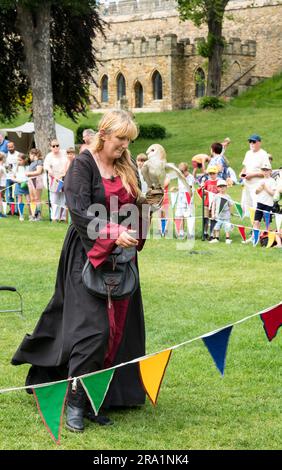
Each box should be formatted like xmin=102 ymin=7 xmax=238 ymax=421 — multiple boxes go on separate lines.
xmin=92 ymin=0 xmax=282 ymax=110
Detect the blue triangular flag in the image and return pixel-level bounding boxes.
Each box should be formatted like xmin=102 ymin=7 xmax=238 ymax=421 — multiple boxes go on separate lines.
xmin=18 ymin=202 xmax=25 ymax=216
xmin=264 ymin=211 xmax=270 ymax=230
xmin=202 ymin=326 xmax=233 ymax=376
xmin=252 ymin=229 xmax=260 ymax=246
xmin=161 ymin=218 xmax=167 ymax=236
xmin=56 ymin=180 xmax=64 ymax=193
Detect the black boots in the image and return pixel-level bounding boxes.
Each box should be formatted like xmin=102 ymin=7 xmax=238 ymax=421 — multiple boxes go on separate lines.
xmin=66 ymin=381 xmax=86 ymax=432
xmin=66 ymin=380 xmax=113 ymax=432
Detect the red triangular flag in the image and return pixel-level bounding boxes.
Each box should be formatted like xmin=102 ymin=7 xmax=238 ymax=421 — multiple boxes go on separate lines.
xmin=238 ymin=225 xmax=246 ymax=241
xmin=174 ymin=218 xmax=182 ymax=235
xmin=260 ymin=304 xmax=282 ymax=341
xmin=185 ymin=192 xmax=191 ymax=205
xmin=196 ymin=188 xmax=203 ymax=199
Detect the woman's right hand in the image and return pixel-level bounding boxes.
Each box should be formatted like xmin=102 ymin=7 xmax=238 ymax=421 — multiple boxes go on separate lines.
xmin=116 ymin=231 xmax=138 ymax=248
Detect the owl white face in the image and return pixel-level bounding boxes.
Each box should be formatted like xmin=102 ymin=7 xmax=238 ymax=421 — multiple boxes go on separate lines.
xmin=146 ymin=144 xmax=166 ymax=161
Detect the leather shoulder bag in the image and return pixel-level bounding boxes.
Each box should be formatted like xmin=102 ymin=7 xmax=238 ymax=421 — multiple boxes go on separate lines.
xmin=82 ymin=246 xmax=139 ymax=307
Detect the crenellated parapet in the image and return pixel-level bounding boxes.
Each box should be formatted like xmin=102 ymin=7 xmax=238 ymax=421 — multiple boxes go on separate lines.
xmin=97 ymin=34 xmax=256 ymax=60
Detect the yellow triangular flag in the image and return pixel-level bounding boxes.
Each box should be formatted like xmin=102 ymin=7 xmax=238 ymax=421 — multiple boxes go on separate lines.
xmin=30 ymin=202 xmax=37 ymax=217
xmin=267 ymin=231 xmax=276 ymax=248
xmin=249 ymin=207 xmax=255 ymax=225
xmin=139 ymin=350 xmax=172 ymax=405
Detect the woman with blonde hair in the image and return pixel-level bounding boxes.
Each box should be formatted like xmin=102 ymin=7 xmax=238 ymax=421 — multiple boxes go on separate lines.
xmin=12 ymin=110 xmax=151 ymax=433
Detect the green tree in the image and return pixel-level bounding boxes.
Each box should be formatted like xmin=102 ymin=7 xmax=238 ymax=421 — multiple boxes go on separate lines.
xmin=177 ymin=0 xmax=229 ymax=97
xmin=0 ymin=0 xmax=104 ymax=154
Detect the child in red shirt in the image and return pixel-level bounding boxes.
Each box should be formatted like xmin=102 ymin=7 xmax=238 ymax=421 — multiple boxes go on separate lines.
xmin=202 ymin=166 xmax=219 ymax=240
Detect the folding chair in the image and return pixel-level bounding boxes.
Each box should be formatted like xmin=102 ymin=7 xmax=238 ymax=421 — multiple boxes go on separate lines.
xmin=0 ymin=286 xmax=24 ymax=317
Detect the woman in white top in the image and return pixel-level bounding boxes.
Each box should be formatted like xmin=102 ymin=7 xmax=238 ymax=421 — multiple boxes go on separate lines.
xmin=44 ymin=139 xmax=67 ymax=222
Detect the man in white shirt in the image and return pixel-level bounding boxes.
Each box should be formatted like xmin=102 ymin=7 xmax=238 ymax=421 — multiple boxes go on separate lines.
xmin=240 ymin=134 xmax=270 ymax=216
xmin=6 ymin=141 xmax=20 ymax=209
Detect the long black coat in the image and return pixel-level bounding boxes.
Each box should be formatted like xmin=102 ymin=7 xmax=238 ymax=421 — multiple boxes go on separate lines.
xmin=12 ymin=151 xmax=146 ymax=407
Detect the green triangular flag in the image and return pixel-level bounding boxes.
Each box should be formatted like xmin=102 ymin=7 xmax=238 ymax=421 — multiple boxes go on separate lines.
xmin=81 ymin=369 xmax=115 ymax=415
xmin=235 ymin=202 xmax=243 ymax=218
xmin=33 ymin=380 xmax=69 ymax=444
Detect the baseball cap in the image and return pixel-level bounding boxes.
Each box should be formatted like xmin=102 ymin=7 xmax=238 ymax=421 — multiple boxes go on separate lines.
xmin=248 ymin=134 xmax=261 ymax=142
xmin=260 ymin=162 xmax=272 ymax=170
xmin=217 ymin=179 xmax=227 ymax=187
xmin=207 ymin=166 xmax=218 ymax=174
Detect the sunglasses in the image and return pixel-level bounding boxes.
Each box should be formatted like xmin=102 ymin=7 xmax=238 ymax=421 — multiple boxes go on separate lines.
xmin=52 ymin=144 xmax=59 ymax=148
xmin=248 ymin=140 xmax=257 ymax=144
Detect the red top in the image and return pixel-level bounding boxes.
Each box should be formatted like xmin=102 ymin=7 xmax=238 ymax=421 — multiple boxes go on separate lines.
xmin=203 ymin=179 xmax=218 ymax=207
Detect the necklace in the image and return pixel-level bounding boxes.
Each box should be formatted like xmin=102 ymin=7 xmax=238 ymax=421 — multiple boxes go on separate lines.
xmin=94 ymin=153 xmax=116 ymax=180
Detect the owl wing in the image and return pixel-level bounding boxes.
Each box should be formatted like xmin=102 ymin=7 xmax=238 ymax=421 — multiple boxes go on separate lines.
xmin=165 ymin=163 xmax=191 ymax=192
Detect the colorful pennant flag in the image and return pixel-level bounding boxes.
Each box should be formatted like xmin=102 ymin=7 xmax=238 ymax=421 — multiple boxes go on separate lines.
xmin=33 ymin=380 xmax=69 ymax=444
xmin=139 ymin=350 xmax=172 ymax=405
xmin=196 ymin=187 xmax=203 ymax=199
xmin=18 ymin=202 xmax=25 ymax=216
xmin=202 ymin=326 xmax=233 ymax=376
xmin=185 ymin=192 xmax=191 ymax=205
xmin=218 ymin=196 xmax=228 ymax=215
xmin=238 ymin=225 xmax=246 ymax=241
xmin=249 ymin=207 xmax=255 ymax=225
xmin=260 ymin=304 xmax=282 ymax=341
xmin=252 ymin=229 xmax=260 ymax=246
xmin=30 ymin=202 xmax=37 ymax=217
xmin=161 ymin=218 xmax=167 ymax=236
xmin=81 ymin=369 xmax=115 ymax=416
xmin=275 ymin=214 xmax=282 ymax=231
xmin=187 ymin=216 xmax=195 ymax=238
xmin=208 ymin=191 xmax=215 ymax=209
xmin=235 ymin=202 xmax=243 ymax=219
xmin=170 ymin=191 xmax=178 ymax=209
xmin=264 ymin=211 xmax=271 ymax=230
xmin=266 ymin=231 xmax=276 ymax=248
xmin=10 ymin=202 xmax=15 ymax=215
xmin=174 ymin=218 xmax=182 ymax=236
xmin=2 ymin=201 xmax=7 ymax=215
xmin=56 ymin=180 xmax=64 ymax=193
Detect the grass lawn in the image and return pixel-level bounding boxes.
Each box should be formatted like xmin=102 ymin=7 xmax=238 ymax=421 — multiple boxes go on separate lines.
xmin=0 ymin=200 xmax=281 ymax=450
xmin=0 ymin=79 xmax=282 ymax=449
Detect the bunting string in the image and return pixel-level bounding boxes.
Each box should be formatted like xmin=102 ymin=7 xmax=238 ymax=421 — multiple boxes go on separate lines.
xmin=0 ymin=301 xmax=280 ymax=395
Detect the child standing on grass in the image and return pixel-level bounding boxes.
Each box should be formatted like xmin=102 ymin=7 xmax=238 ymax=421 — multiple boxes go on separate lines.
xmin=0 ymin=152 xmax=7 ymax=217
xmin=26 ymin=149 xmax=44 ymax=221
xmin=253 ymin=162 xmax=276 ymax=232
xmin=201 ymin=166 xmax=219 ymax=240
xmin=11 ymin=153 xmax=30 ymax=222
xmin=174 ymin=162 xmax=194 ymax=238
xmin=210 ymin=179 xmax=233 ymax=244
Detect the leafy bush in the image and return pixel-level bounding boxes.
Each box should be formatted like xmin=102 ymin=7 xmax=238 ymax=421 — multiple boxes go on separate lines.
xmin=199 ymin=96 xmax=225 ymax=110
xmin=138 ymin=123 xmax=167 ymax=139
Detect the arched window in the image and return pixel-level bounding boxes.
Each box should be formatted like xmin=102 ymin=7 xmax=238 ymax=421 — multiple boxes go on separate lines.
xmin=195 ymin=68 xmax=205 ymax=98
xmin=101 ymin=75 xmax=108 ymax=103
xmin=117 ymin=73 xmax=126 ymax=100
xmin=134 ymin=81 xmax=143 ymax=108
xmin=231 ymin=61 xmax=241 ymax=81
xmin=152 ymin=71 xmax=163 ymax=100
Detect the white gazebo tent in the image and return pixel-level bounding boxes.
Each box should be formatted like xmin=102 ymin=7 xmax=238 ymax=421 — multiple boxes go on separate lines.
xmin=0 ymin=122 xmax=75 ymax=153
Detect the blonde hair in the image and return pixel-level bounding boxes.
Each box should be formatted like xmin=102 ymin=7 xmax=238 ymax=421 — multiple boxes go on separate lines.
xmin=90 ymin=110 xmax=140 ymax=196
xmin=178 ymin=162 xmax=189 ymax=172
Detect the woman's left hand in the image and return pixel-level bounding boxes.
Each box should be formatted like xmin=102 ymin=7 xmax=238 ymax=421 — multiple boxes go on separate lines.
xmin=116 ymin=231 xmax=138 ymax=248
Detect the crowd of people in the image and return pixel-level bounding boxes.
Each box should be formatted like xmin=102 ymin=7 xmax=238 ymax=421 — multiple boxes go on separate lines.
xmin=136 ymin=133 xmax=281 ymax=246
xmin=0 ymin=129 xmax=94 ymax=222
xmin=0 ymin=128 xmax=281 ymax=246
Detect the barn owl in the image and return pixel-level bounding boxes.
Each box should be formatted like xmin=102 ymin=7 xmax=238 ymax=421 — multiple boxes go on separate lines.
xmin=141 ymin=143 xmax=191 ymax=192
